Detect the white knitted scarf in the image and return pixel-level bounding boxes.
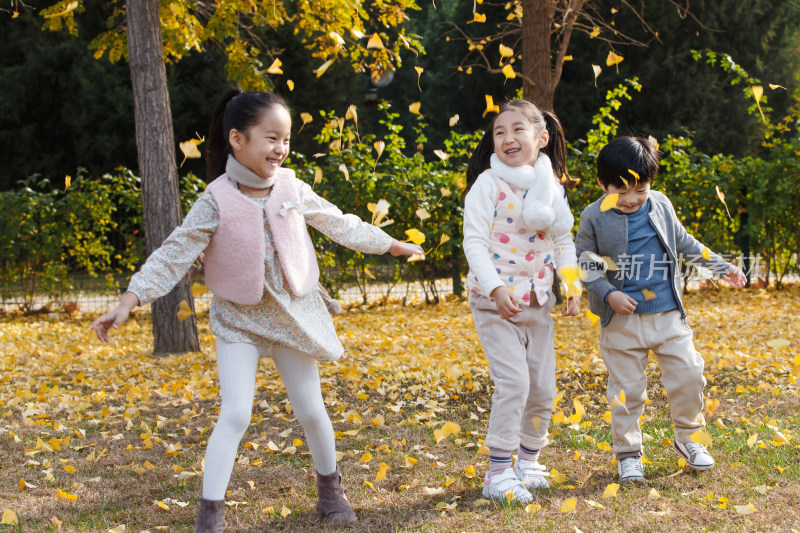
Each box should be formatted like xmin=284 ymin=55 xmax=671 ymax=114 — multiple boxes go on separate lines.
xmin=226 ymin=154 xmax=278 ymax=190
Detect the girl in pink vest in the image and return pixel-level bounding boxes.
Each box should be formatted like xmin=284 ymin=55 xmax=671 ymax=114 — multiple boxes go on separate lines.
xmin=91 ymin=89 xmax=423 ymax=531
xmin=462 ymin=100 xmax=581 ymax=504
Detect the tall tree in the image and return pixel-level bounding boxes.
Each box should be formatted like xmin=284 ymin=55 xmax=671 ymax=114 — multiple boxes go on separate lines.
xmin=449 ymin=0 xmax=703 ymax=110
xmin=33 ymin=0 xmax=423 ymax=354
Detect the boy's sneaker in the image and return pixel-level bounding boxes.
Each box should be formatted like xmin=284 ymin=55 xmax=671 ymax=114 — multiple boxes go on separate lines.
xmin=674 ymin=440 xmax=715 ymax=471
xmin=482 ymin=468 xmax=534 ymax=503
xmin=513 ymin=458 xmax=550 ymax=490
xmin=617 ymin=456 xmax=645 ymax=483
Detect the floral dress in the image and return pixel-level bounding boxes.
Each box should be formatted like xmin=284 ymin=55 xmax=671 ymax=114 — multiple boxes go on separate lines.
xmin=127 ymin=177 xmax=393 ymax=361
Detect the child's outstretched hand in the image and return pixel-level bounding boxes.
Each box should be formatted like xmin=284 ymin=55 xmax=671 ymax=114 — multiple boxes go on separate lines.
xmin=388 ymin=239 xmax=425 ymax=258
xmin=91 ymin=292 xmax=139 ymax=343
xmin=723 ymin=267 xmax=746 ymax=289
xmin=607 ymin=290 xmax=637 ymax=316
xmin=490 ymin=286 xmax=522 ymax=319
xmin=562 ymin=296 xmax=580 ymax=317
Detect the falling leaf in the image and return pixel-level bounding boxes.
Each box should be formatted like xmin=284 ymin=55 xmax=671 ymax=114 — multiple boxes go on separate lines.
xmin=314 ymin=167 xmax=322 ymax=185
xmin=64 ymin=175 xmax=71 ymax=191
xmin=414 ymin=66 xmax=424 ymax=91
xmin=690 ymin=430 xmax=712 ymax=447
xmin=409 ymin=102 xmax=422 ymax=117
xmin=609 ymin=390 xmax=627 ymax=413
xmin=627 ymin=169 xmax=640 ymax=182
xmin=769 ymin=83 xmax=787 ymax=90
xmin=642 ymin=289 xmax=657 ymax=301
xmin=647 ymin=135 xmax=660 ymax=149
xmin=498 ymin=44 xmax=514 ymax=58
xmin=734 ymin=503 xmax=757 ymax=515
xmin=701 ymin=247 xmax=711 ymax=260
xmin=483 ymin=94 xmax=499 ymax=118
xmin=416 ymin=208 xmax=431 ymax=221
xmin=338 ymin=163 xmax=350 ymax=182
xmin=433 ymin=150 xmax=449 ymax=161
xmin=179 ymin=138 xmax=204 ymax=166
xmin=266 ymin=58 xmax=283 ymax=75
xmin=191 ymin=283 xmax=207 ymax=297
xmin=592 ymin=65 xmax=602 ymax=85
xmin=561 ymin=497 xmax=577 ymax=513
xmin=471 ymin=12 xmax=486 ymax=23
xmin=374 ymin=140 xmax=385 ymax=158
xmin=600 ymin=193 xmax=618 ymax=211
xmin=715 ymin=186 xmax=732 ymax=219
xmin=405 ymin=229 xmax=426 ymax=245
xmin=367 ymin=33 xmax=385 ymax=49
xmin=177 ymin=300 xmax=193 ymax=322
xmin=369 ymin=199 xmax=392 ymax=227
xmin=449 ymin=114 xmax=460 ymax=127
xmin=589 ymin=26 xmax=600 ymax=38
xmin=502 ymin=64 xmax=516 ymax=80
xmin=606 ymin=51 xmax=624 ymax=67
xmin=314 ymin=59 xmax=333 ymax=78
xmin=286 ymin=80 xmax=294 ymax=91
xmin=751 ymin=85 xmax=767 ymax=124
xmin=345 ymin=105 xmax=358 ymax=122
xmin=603 ymin=483 xmax=620 ymax=498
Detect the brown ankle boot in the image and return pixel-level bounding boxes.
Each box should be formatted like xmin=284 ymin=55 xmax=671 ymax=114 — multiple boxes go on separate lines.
xmin=316 ymin=467 xmax=357 ymax=523
xmin=194 ymin=498 xmax=225 ymax=533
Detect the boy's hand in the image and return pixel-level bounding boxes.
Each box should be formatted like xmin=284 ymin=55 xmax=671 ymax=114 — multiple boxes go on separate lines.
xmin=388 ymin=239 xmax=425 ymax=258
xmin=490 ymin=286 xmax=522 ymax=319
xmin=562 ymin=296 xmax=580 ymax=317
xmin=607 ymin=291 xmax=637 ymax=315
xmin=723 ymin=267 xmax=746 ymax=289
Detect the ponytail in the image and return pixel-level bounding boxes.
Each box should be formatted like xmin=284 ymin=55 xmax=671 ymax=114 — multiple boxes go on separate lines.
xmin=462 ymin=128 xmax=494 ymax=199
xmin=541 ymin=110 xmax=578 ymax=190
xmin=205 ymin=87 xmax=289 ymax=182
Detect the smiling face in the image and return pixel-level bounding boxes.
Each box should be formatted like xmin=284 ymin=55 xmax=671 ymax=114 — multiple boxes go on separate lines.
xmin=598 ymin=179 xmax=651 ymax=213
xmin=229 ymin=104 xmax=292 ymax=180
xmin=492 ymin=108 xmax=549 ymax=167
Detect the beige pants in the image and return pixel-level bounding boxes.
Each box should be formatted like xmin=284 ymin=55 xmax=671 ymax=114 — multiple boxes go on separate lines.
xmin=470 ymin=293 xmax=556 ymax=452
xmin=600 ymin=310 xmax=706 ymax=459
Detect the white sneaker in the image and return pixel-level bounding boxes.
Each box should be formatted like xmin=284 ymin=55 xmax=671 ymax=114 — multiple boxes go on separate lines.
xmin=617 ymin=456 xmax=645 ymax=483
xmin=482 ymin=468 xmax=534 ymax=503
xmin=513 ymin=458 xmax=550 ymax=490
xmin=674 ymin=440 xmax=715 ymax=471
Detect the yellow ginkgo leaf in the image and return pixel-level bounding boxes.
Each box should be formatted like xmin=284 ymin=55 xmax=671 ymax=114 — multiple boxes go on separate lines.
xmin=610 ymin=390 xmax=628 ymax=413
xmin=597 ymin=441 xmax=611 ymax=451
xmin=405 ymin=228 xmax=426 ymax=245
xmin=550 ymin=469 xmax=566 ymax=484
xmin=648 ymin=488 xmax=661 ymax=500
xmin=705 ymin=398 xmax=720 ymax=416
xmin=773 ymin=432 xmax=789 ymax=446
xmin=345 ymin=104 xmax=357 ymax=122
xmin=600 ymin=193 xmax=618 ymax=211
xmin=64 ymin=174 xmax=71 ymax=191
xmin=483 ymin=94 xmax=499 ymax=118
xmin=701 ymin=247 xmax=711 ymax=260
xmin=286 ymin=79 xmax=294 ymax=91
xmin=603 ymin=482 xmax=620 ymax=498
xmin=766 ymin=338 xmax=790 ymax=350
xmin=589 ymin=26 xmax=600 ymax=38
xmin=56 ymin=488 xmax=77 ymax=501
xmin=64 ymin=464 xmax=76 ymax=474
xmin=464 ymin=465 xmax=476 ymax=478
xmin=769 ymin=83 xmax=787 ymax=90
xmin=560 ymin=497 xmax=577 ymax=513
xmin=715 ymin=185 xmax=732 ymax=219
xmin=191 ymin=282 xmax=207 ymax=297
xmin=449 ymin=114 xmax=460 ymax=127
xmin=266 ymin=58 xmax=283 ymax=75
xmin=179 ymin=138 xmax=203 ymax=165
xmin=1 ymin=510 xmax=18 ymax=526
xmin=107 ymin=525 xmax=125 ymax=533
xmin=338 ymin=163 xmax=349 ymax=182
xmin=314 ymin=167 xmax=322 ymax=185
xmin=280 ymin=504 xmax=291 ymax=518
xmin=471 ymin=12 xmax=486 ymax=23
xmin=642 ymin=289 xmax=657 ymax=301
xmin=375 ymin=462 xmax=390 ymax=482
xmin=592 ymin=64 xmax=602 ymax=85
xmin=734 ymin=503 xmax=757 ymax=515
xmin=314 ymin=59 xmax=333 ymax=78
xmin=525 ymin=503 xmax=542 ymax=514
xmin=499 ymin=43 xmax=514 ymax=57
xmin=776 ymin=465 xmax=787 ymax=473
xmin=416 ymin=208 xmax=431 ymax=221
xmin=502 ymin=64 xmax=516 ymax=80
xmin=627 ymin=169 xmax=640 ymax=182
xmin=374 ymin=140 xmax=386 ymax=158
xmin=690 ymin=430 xmax=712 ymax=447
xmin=404 ymin=456 xmax=418 ymax=468
xmin=414 ymin=66 xmax=423 ymax=91
xmin=606 ymin=51 xmax=624 ymax=67
xmin=647 ymin=135 xmax=660 ymax=149
xmin=177 ymin=300 xmax=193 ymax=322
xmin=531 ymin=416 xmax=542 ymax=435
xmin=409 ymin=101 xmax=422 ymax=117
xmin=367 ymin=33 xmax=384 ymax=49
xmin=433 ymin=149 xmax=449 ymax=160
xmin=154 ymin=500 xmax=169 ymax=511
xmin=359 ymin=451 xmax=373 ymax=463
xmin=573 ymin=398 xmax=586 ymax=418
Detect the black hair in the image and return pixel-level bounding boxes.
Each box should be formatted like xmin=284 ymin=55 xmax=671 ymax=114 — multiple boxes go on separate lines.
xmin=596 ymin=136 xmax=661 ymax=189
xmin=206 ymin=88 xmax=290 ymax=181
xmin=462 ymin=99 xmax=575 ymax=199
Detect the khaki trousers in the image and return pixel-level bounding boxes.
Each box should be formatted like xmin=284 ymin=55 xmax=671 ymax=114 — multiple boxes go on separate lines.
xmin=470 ymin=293 xmax=556 ymax=452
xmin=600 ymin=310 xmax=706 ymax=459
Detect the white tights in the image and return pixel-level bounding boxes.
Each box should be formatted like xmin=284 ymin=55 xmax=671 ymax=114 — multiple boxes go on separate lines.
xmin=202 ymin=339 xmax=337 ymax=500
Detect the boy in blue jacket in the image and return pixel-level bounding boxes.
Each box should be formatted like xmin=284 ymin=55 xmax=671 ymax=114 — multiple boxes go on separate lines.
xmin=575 ymin=136 xmax=746 ymax=483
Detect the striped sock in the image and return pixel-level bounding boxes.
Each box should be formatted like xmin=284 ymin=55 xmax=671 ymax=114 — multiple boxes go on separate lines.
xmin=518 ymin=444 xmax=540 ymax=462
xmin=488 ymin=450 xmax=513 ymax=475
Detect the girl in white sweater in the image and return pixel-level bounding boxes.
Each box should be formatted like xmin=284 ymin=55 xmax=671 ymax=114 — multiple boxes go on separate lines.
xmin=462 ymin=99 xmax=580 ymax=503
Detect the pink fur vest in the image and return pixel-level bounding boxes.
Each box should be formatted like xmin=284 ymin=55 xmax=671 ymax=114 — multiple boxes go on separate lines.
xmin=203 ymin=170 xmax=319 ymax=305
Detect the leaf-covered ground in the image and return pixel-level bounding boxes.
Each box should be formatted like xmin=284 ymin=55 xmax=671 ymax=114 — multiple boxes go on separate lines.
xmin=1 ymin=287 xmax=799 ymax=532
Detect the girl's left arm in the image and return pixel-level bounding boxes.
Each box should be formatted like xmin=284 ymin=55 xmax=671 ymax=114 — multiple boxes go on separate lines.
xmin=299 ymin=183 xmax=395 ymax=254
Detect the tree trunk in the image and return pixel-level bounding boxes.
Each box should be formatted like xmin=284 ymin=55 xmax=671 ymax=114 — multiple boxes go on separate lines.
xmin=126 ymin=0 xmax=200 ymax=356
xmin=522 ymin=0 xmax=556 ymax=110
